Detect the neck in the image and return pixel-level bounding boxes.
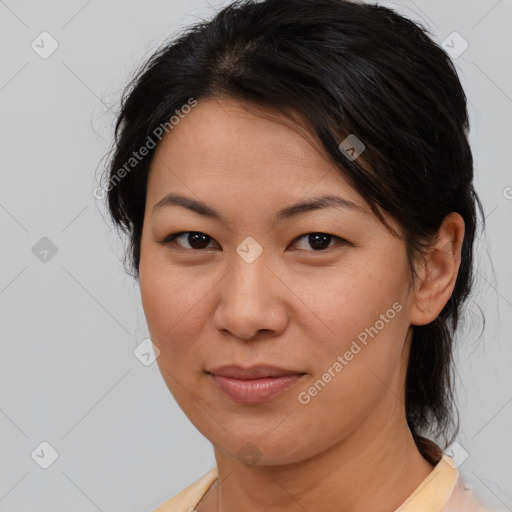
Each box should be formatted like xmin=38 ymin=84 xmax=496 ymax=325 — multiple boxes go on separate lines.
xmin=205 ymin=395 xmax=435 ymax=512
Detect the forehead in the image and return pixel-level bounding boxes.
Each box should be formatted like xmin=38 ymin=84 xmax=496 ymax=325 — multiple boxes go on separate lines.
xmin=147 ymin=97 xmax=365 ymax=206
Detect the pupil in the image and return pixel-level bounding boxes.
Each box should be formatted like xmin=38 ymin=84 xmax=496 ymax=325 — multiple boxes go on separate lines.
xmin=309 ymin=233 xmax=330 ymax=250
xmin=189 ymin=232 xmax=210 ymax=249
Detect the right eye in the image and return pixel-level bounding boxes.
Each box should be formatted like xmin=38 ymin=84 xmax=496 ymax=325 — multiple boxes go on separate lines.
xmin=159 ymin=231 xmax=220 ymax=252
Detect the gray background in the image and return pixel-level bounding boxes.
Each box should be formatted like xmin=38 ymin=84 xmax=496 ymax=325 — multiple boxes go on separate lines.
xmin=1 ymin=0 xmax=511 ymax=511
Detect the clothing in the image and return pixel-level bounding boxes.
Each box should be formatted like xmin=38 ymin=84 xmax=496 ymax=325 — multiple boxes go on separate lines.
xmin=153 ymin=454 xmax=491 ymax=512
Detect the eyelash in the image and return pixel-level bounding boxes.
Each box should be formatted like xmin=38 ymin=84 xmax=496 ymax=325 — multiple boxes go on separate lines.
xmin=159 ymin=231 xmax=347 ymax=253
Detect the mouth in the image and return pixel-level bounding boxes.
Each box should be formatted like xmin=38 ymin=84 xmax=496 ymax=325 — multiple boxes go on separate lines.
xmin=206 ymin=364 xmax=307 ymax=404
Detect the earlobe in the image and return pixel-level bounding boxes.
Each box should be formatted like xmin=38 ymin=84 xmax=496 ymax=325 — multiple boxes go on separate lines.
xmin=409 ymin=212 xmax=465 ymax=326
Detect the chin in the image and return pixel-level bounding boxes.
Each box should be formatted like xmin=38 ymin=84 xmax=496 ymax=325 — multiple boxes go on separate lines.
xmin=208 ymin=429 xmax=319 ymax=467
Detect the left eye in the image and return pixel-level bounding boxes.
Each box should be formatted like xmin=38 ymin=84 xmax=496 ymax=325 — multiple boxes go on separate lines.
xmin=160 ymin=231 xmax=345 ymax=252
xmin=290 ymin=232 xmax=343 ymax=251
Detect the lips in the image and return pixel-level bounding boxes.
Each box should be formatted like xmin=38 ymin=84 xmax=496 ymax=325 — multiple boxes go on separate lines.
xmin=206 ymin=365 xmax=307 ymax=404
xmin=207 ymin=364 xmax=305 ymax=379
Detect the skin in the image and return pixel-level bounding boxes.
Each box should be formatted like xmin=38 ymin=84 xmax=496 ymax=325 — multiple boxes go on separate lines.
xmin=139 ymin=97 xmax=465 ymax=512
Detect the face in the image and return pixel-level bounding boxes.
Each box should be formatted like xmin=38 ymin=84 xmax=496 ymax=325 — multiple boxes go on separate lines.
xmin=139 ymin=97 xmax=417 ymax=465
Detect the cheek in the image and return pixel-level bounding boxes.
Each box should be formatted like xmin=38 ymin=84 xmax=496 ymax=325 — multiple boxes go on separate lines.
xmin=139 ymin=251 xmax=222 ymax=381
xmin=140 ymin=268 xmax=209 ymax=339
xmin=293 ymin=308 xmax=409 ymax=452
xmin=139 ymin=246 xmax=186 ymax=338
xmin=295 ymin=261 xmax=410 ymax=401
xmin=139 ymin=263 xmax=213 ymax=405
xmin=299 ymin=260 xmax=406 ymax=345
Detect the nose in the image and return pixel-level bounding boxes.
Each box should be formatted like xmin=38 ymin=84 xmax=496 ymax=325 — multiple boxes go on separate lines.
xmin=212 ymin=254 xmax=289 ymax=341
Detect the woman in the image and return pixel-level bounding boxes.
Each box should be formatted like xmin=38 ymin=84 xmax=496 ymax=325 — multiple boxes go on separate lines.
xmin=101 ymin=0 xmax=492 ymax=510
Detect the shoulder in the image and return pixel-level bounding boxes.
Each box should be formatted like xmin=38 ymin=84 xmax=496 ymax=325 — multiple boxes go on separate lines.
xmin=153 ymin=467 xmax=218 ymax=512
xmin=443 ymin=475 xmax=493 ymax=512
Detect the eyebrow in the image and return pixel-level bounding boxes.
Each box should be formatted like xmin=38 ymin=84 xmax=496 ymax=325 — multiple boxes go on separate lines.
xmin=152 ymin=192 xmax=364 ymax=222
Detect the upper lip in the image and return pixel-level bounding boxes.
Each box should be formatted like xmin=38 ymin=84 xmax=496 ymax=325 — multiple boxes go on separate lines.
xmin=207 ymin=364 xmax=306 ymax=379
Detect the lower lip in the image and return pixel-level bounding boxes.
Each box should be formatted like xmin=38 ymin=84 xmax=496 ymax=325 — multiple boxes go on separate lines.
xmin=208 ymin=373 xmax=306 ymax=404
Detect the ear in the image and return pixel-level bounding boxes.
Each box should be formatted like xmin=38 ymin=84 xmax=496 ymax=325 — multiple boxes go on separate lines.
xmin=409 ymin=212 xmax=465 ymax=326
